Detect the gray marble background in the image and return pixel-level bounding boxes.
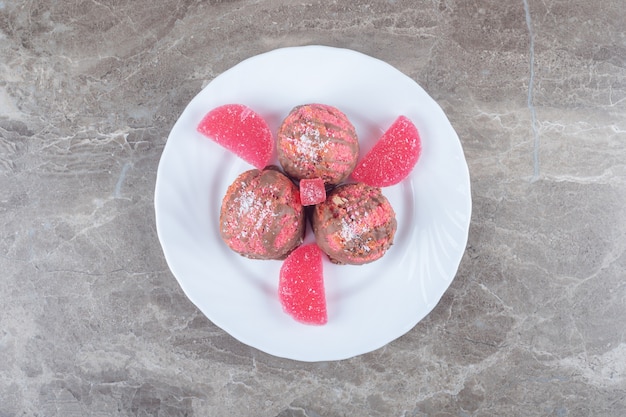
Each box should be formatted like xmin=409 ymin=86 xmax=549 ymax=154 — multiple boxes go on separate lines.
xmin=1 ymin=0 xmax=625 ymax=416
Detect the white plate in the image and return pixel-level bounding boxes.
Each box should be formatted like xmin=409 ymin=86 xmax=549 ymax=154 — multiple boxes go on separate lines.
xmin=154 ymin=46 xmax=471 ymax=362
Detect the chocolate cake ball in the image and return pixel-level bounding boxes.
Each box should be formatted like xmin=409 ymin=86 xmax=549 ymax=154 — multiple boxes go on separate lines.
xmin=311 ymin=183 xmax=397 ymax=265
xmin=277 ymin=103 xmax=359 ymax=185
xmin=220 ymin=168 xmax=305 ymax=260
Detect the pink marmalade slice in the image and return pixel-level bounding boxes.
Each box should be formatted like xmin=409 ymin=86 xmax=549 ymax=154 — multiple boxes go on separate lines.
xmin=299 ymin=178 xmax=326 ymax=206
xmin=197 ymin=104 xmax=274 ymax=169
xmin=278 ymin=243 xmax=327 ymax=325
xmin=351 ymin=115 xmax=422 ymax=187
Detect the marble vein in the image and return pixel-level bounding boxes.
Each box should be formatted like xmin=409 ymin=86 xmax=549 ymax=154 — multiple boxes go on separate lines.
xmin=523 ymin=0 xmax=540 ymax=182
xmin=114 ymin=161 xmax=133 ymax=199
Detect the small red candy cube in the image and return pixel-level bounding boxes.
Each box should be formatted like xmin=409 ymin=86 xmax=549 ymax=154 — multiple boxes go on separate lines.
xmin=299 ymin=178 xmax=326 ymax=206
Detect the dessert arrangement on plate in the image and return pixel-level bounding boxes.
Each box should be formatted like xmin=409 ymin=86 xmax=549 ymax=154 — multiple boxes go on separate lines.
xmin=154 ymin=45 xmax=471 ymax=362
xmin=197 ymin=102 xmax=422 ymax=326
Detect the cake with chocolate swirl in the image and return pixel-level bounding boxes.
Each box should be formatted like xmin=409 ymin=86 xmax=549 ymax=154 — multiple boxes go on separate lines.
xmin=277 ymin=103 xmax=359 ymax=186
xmin=311 ymin=183 xmax=397 ymax=265
xmin=220 ymin=167 xmax=305 ymax=260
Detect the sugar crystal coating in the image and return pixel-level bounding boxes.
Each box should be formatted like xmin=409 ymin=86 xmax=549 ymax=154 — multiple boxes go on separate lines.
xmin=278 ymin=243 xmax=327 ymax=325
xmin=197 ymin=104 xmax=274 ymax=169
xmin=351 ymin=115 xmax=421 ymax=187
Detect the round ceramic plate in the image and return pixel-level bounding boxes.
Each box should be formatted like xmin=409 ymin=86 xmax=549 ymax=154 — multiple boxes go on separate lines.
xmin=155 ymin=46 xmax=471 ymax=362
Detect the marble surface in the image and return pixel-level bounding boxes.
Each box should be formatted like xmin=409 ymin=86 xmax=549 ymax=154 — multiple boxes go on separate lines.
xmin=1 ymin=0 xmax=625 ymax=415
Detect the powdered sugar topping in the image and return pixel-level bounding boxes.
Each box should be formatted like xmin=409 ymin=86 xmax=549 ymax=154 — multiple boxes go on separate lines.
xmin=339 ymin=218 xmax=371 ymax=252
xmin=339 ymin=218 xmax=358 ymax=241
xmin=234 ymin=186 xmax=278 ymax=236
xmin=288 ymin=126 xmax=327 ymax=161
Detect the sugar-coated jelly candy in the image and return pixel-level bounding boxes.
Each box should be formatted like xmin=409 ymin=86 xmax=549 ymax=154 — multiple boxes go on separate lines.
xmin=351 ymin=116 xmax=421 ymax=187
xmin=299 ymin=178 xmax=326 ymax=206
xmin=197 ymin=104 xmax=274 ymax=169
xmin=278 ymin=243 xmax=327 ymax=325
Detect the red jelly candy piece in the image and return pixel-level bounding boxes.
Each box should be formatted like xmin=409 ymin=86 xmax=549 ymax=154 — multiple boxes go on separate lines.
xmin=299 ymin=178 xmax=326 ymax=206
xmin=197 ymin=104 xmax=274 ymax=169
xmin=279 ymin=244 xmax=327 ymax=325
xmin=351 ymin=115 xmax=422 ymax=187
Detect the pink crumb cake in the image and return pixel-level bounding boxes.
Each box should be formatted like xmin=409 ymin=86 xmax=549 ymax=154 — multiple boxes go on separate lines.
xmin=220 ymin=167 xmax=305 ymax=260
xmin=277 ymin=103 xmax=359 ymax=186
xmin=311 ymin=183 xmax=397 ymax=265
